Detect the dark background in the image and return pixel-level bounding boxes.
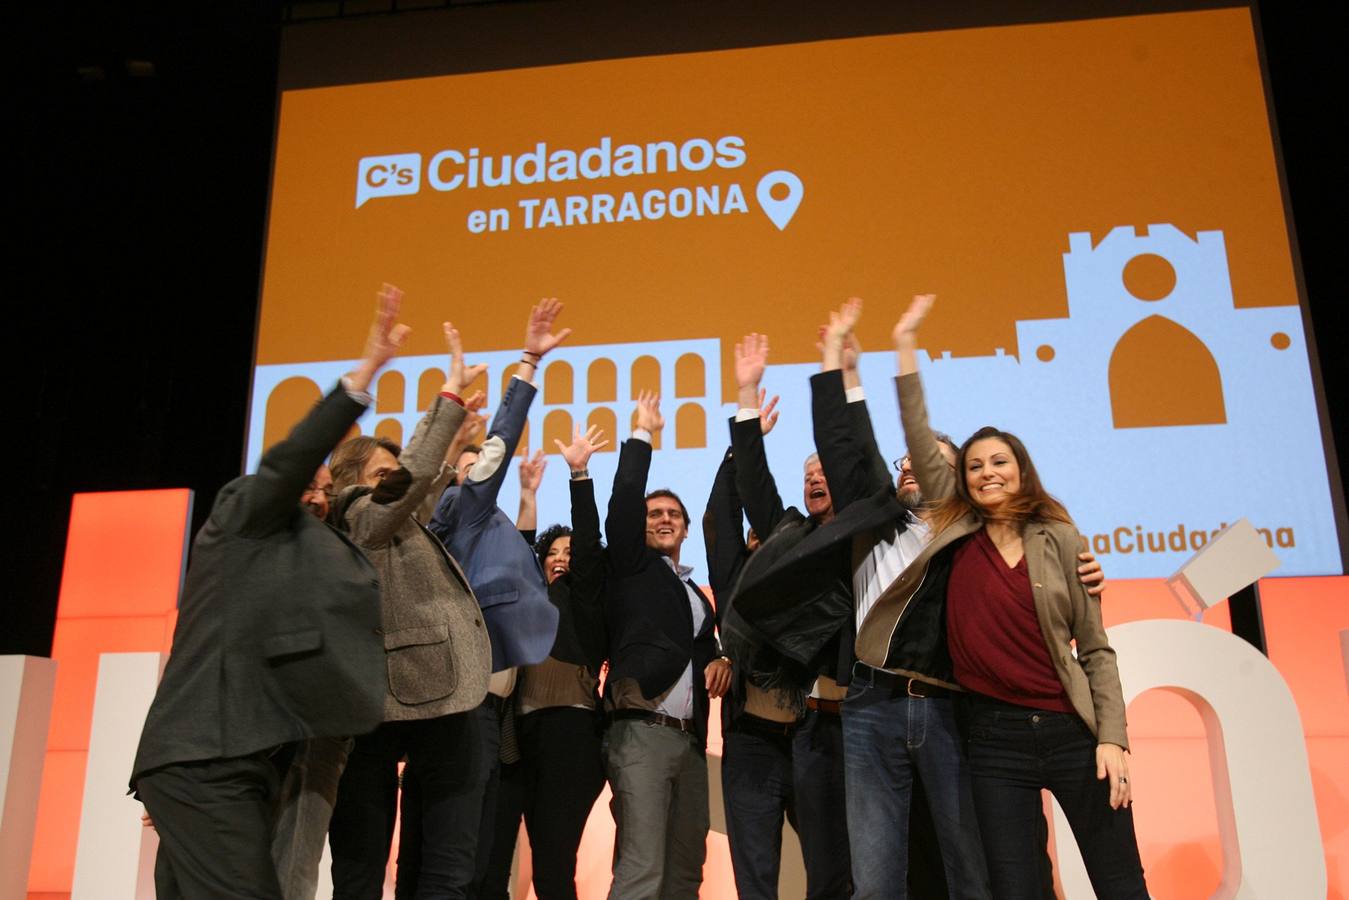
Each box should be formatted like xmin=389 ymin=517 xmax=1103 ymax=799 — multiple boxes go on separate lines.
xmin=8 ymin=2 xmax=1343 ymax=656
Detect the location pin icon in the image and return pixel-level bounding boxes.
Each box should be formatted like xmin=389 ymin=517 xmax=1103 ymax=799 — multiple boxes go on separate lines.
xmin=756 ymin=170 xmax=804 ymax=231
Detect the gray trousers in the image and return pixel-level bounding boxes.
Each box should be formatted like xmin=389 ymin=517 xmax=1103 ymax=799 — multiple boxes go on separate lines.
xmin=604 ymin=719 xmax=708 ymax=900
xmin=271 ymin=736 xmax=352 ymax=900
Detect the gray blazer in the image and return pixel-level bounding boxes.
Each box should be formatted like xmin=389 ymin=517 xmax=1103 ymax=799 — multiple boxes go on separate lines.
xmin=339 ymin=395 xmax=491 ymax=721
xmin=132 ymin=387 xmax=385 ymax=786
xmin=855 ymin=373 xmax=1129 ymax=749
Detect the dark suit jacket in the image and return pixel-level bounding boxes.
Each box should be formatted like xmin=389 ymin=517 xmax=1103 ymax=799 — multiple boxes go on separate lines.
xmin=131 ymin=387 xmax=385 ymax=786
xmin=604 ymin=437 xmax=718 ymax=750
xmin=430 ymin=376 xmax=559 ymax=671
xmin=730 ymin=370 xmax=926 ymax=685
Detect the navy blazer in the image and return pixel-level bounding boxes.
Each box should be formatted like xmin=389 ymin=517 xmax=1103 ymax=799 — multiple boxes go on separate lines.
xmin=604 ymin=437 xmax=718 ymax=750
xmin=429 ymin=376 xmax=559 ymax=671
xmin=131 ymin=387 xmax=385 ymax=786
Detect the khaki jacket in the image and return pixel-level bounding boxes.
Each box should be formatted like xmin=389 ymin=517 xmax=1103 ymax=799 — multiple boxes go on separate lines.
xmin=855 ymin=373 xmax=1129 ymax=749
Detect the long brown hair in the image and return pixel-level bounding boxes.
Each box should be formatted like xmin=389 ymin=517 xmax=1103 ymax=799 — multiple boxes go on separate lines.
xmin=928 ymin=426 xmax=1072 ymax=535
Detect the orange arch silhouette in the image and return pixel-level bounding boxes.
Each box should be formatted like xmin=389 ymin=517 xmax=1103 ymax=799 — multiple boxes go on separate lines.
xmin=418 ymin=368 xmax=446 ymax=410
xmin=376 ymin=371 xmax=405 ymax=413
xmin=1109 ymin=315 xmax=1225 ymax=428
xmin=587 ymin=408 xmax=618 ymax=453
xmin=675 ymin=403 xmax=706 ymax=449
xmin=545 ymin=361 xmax=574 ymax=405
xmin=263 ymin=377 xmax=323 ymax=453
xmin=588 ymin=359 xmax=617 ymax=403
xmin=543 ymin=409 xmax=573 ymax=454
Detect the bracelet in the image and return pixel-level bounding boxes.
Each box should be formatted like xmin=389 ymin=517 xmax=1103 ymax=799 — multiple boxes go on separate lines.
xmin=440 ymin=390 xmax=464 ymax=406
xmin=570 ymin=468 xmax=589 ymax=480
xmin=522 ymin=350 xmax=541 ymax=360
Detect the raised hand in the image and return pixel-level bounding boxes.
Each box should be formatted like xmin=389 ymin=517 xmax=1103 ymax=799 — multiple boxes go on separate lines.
xmin=826 ymin=297 xmax=863 ymax=346
xmin=518 ymin=449 xmax=547 ymax=493
xmin=524 ymin=297 xmax=572 ymax=358
xmin=555 ymin=424 xmax=610 ymax=473
xmin=634 ymin=390 xmax=664 ymax=435
xmin=349 ymin=283 xmax=412 ymax=392
xmin=734 ymin=333 xmax=770 ymax=390
xmin=892 ymin=293 xmax=935 ymax=350
xmin=445 ymin=390 xmax=487 ymax=465
xmin=821 ymin=297 xmax=862 ymax=372
xmin=757 ymin=388 xmax=780 ymax=435
xmin=443 ymin=322 xmax=488 ymax=396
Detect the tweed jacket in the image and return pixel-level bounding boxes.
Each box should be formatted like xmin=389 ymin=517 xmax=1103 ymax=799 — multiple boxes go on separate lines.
xmin=855 ymin=372 xmax=1129 ymax=749
xmin=131 ymin=387 xmax=385 ymax=786
xmin=338 ymin=394 xmax=491 ymax=721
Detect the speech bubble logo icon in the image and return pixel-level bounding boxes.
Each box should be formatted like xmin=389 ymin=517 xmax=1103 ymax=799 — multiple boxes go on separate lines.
xmin=755 ymin=170 xmax=804 ymax=231
xmin=355 ymin=153 xmax=422 ymax=209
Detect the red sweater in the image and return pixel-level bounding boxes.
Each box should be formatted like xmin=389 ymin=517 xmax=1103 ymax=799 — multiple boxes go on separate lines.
xmin=947 ymin=529 xmax=1073 ymax=713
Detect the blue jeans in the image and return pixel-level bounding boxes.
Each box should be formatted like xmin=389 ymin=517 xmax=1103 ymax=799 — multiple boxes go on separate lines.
xmin=792 ymin=709 xmax=852 ymax=900
xmin=842 ymin=671 xmax=990 ymax=900
xmin=722 ymin=722 xmax=795 ymax=900
xmin=966 ymin=699 xmax=1147 ymax=900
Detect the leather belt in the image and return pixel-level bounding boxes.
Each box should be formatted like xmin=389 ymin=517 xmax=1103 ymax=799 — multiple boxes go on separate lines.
xmin=733 ymin=712 xmax=800 ymax=738
xmin=806 ymin=696 xmax=843 ymax=716
xmin=607 ymin=709 xmax=696 ymax=733
xmin=854 ymin=663 xmax=951 ymax=699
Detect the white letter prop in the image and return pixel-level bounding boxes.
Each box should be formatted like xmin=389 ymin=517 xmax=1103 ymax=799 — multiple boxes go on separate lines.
xmin=0 ymin=655 xmax=57 ymax=900
xmin=1051 ymin=620 xmax=1325 ymax=898
xmin=71 ymin=652 xmax=165 ymax=900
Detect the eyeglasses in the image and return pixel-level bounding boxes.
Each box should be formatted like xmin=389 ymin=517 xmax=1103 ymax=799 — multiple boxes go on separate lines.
xmin=892 ymin=454 xmax=955 ymax=472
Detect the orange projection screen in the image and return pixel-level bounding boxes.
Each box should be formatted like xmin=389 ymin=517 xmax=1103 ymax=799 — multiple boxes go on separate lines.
xmin=254 ymin=4 xmax=1343 ymax=584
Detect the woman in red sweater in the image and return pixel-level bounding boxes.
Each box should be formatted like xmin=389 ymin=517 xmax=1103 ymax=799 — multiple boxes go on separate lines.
xmin=882 ymin=293 xmax=1148 ymax=899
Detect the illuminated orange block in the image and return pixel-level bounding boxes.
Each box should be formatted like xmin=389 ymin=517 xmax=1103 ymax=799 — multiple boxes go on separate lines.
xmin=28 ymin=489 xmax=191 ymax=894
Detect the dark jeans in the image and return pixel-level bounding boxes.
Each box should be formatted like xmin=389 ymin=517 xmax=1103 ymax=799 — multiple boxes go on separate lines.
xmin=481 ymin=707 xmax=606 ymax=900
xmin=722 ymin=721 xmax=796 ymax=900
xmin=138 ymin=751 xmax=288 ymax=899
xmin=966 ymin=699 xmax=1148 ymax=900
xmin=842 ymin=670 xmax=989 ymax=900
xmin=792 ymin=708 xmax=852 ymax=900
xmin=328 ymin=711 xmax=482 ymax=900
xmin=393 ymin=702 xmax=500 ymax=900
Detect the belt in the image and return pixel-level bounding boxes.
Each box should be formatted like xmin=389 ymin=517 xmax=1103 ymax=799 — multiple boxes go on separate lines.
xmin=854 ymin=663 xmax=951 ymax=699
xmin=607 ymin=709 xmax=696 ymax=733
xmin=733 ymin=712 xmax=800 ymax=738
xmin=806 ymin=696 xmax=843 ymax=716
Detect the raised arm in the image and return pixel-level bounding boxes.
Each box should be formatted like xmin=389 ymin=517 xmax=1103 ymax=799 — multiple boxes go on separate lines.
xmin=220 ymin=284 xmax=408 ymax=537
xmin=839 ymin=331 xmax=894 ymax=492
xmin=703 ymin=444 xmax=748 ymax=606
xmin=448 ymin=299 xmax=568 ymax=529
xmin=731 ymin=333 xmax=789 ymax=536
xmin=343 ymin=320 xmax=480 ymax=548
xmin=556 ymin=423 xmax=609 ymax=598
xmin=557 ymin=425 xmax=609 ymax=660
xmin=812 ymin=298 xmax=885 ymax=511
xmin=892 ymin=294 xmax=957 ymax=502
xmin=516 ymin=449 xmax=546 ymax=537
xmin=605 ymin=392 xmax=661 ymax=574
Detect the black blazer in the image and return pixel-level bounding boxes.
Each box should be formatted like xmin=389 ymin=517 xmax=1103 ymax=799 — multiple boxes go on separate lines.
xmin=131 ymin=387 xmax=386 ymax=786
xmin=730 ymin=370 xmax=917 ymax=685
xmin=546 ymin=476 xmax=608 ymax=672
xmin=603 ymin=438 xmax=717 ymax=749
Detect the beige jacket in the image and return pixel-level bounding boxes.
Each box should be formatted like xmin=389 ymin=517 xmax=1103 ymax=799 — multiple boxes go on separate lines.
xmin=854 ymin=373 xmax=1129 ymax=749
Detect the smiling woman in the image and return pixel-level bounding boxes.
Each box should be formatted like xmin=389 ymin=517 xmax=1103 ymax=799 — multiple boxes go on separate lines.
xmin=880 ymin=293 xmax=1150 ymax=899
